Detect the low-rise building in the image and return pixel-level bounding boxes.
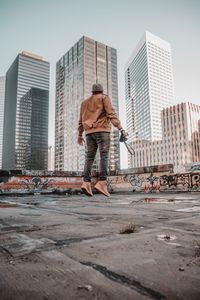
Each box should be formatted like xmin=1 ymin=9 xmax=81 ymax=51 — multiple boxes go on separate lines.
xmin=129 ymin=102 xmax=200 ymax=172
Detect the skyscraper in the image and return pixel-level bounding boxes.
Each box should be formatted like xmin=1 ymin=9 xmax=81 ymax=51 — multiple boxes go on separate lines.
xmin=0 ymin=76 xmax=5 ymax=169
xmin=2 ymin=52 xmax=50 ymax=170
xmin=55 ymin=36 xmax=120 ymax=172
xmin=125 ymin=31 xmax=174 ymax=142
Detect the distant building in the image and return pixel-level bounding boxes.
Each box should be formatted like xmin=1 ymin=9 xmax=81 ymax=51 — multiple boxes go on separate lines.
xmin=18 ymin=88 xmax=49 ymax=170
xmin=55 ymin=36 xmax=120 ymax=172
xmin=48 ymin=145 xmax=55 ymax=171
xmin=129 ymin=103 xmax=200 ymax=172
xmin=0 ymin=76 xmax=5 ymax=169
xmin=2 ymin=52 xmax=49 ymax=170
xmin=125 ymin=31 xmax=174 ymax=142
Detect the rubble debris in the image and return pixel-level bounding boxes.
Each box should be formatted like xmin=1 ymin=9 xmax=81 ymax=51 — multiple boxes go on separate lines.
xmin=120 ymin=223 xmax=136 ymax=234
xmin=77 ymin=285 xmax=93 ymax=292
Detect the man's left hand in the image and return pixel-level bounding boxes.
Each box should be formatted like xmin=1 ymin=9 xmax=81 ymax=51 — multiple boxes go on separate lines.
xmin=78 ymin=136 xmax=85 ymax=145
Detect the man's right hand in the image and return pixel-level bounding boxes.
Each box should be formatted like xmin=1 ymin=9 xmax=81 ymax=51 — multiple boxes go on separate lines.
xmin=78 ymin=136 xmax=85 ymax=145
xmin=119 ymin=129 xmax=128 ymax=142
xmin=121 ymin=130 xmax=128 ymax=138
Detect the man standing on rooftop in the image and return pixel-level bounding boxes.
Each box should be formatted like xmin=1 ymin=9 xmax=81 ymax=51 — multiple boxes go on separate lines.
xmin=78 ymin=83 xmax=127 ymax=197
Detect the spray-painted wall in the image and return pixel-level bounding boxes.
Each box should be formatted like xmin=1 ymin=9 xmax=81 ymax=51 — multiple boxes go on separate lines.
xmin=0 ymin=165 xmax=199 ymax=194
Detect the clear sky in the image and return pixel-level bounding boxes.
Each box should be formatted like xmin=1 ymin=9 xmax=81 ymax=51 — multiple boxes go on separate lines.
xmin=0 ymin=0 xmax=200 ymax=168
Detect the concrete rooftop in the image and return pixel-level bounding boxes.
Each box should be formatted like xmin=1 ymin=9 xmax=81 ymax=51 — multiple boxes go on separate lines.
xmin=0 ymin=192 xmax=200 ymax=300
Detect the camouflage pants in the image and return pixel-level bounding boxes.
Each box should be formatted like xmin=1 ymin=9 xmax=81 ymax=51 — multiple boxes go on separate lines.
xmin=83 ymin=132 xmax=110 ymax=182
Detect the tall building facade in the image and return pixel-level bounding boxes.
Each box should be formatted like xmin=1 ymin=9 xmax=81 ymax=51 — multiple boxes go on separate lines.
xmin=129 ymin=103 xmax=200 ymax=172
xmin=48 ymin=145 xmax=55 ymax=171
xmin=2 ymin=52 xmax=49 ymax=170
xmin=55 ymin=36 xmax=120 ymax=171
xmin=0 ymin=76 xmax=6 ymax=169
xmin=125 ymin=31 xmax=174 ymax=142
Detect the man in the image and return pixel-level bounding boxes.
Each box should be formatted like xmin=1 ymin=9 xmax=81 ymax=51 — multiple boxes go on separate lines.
xmin=78 ymin=83 xmax=127 ymax=197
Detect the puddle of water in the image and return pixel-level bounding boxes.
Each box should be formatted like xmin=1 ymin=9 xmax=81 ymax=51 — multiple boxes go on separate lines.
xmin=0 ymin=203 xmax=18 ymax=208
xmin=79 ymin=216 xmax=107 ymax=221
xmin=20 ymin=213 xmax=42 ymax=216
xmin=144 ymin=198 xmax=199 ymax=204
xmin=174 ymin=199 xmax=199 ymax=204
xmin=167 ymin=242 xmax=182 ymax=247
xmin=157 ymin=234 xmax=177 ymax=241
xmin=144 ymin=198 xmax=170 ymax=203
xmin=24 ymin=202 xmax=40 ymax=206
xmin=174 ymin=198 xmax=198 ymax=201
xmin=176 ymin=206 xmax=200 ymax=212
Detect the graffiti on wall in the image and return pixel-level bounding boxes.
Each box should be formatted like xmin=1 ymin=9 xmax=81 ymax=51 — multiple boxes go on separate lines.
xmin=108 ymin=173 xmax=160 ymax=192
xmin=160 ymin=172 xmax=200 ymax=190
xmin=108 ymin=171 xmax=200 ymax=192
xmin=0 ymin=175 xmax=83 ymax=193
xmin=0 ymin=171 xmax=199 ymax=194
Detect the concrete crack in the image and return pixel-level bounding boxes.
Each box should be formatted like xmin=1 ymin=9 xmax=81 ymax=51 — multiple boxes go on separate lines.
xmin=80 ymin=261 xmax=166 ymax=300
xmin=0 ymin=246 xmax=14 ymax=257
xmin=55 ymin=234 xmax=110 ymax=246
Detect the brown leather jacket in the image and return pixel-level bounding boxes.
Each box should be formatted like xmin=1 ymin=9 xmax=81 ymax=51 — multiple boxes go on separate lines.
xmin=78 ymin=94 xmax=122 ymax=136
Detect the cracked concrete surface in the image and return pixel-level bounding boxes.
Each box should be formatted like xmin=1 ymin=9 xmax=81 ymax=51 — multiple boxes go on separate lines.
xmin=0 ymin=192 xmax=200 ymax=300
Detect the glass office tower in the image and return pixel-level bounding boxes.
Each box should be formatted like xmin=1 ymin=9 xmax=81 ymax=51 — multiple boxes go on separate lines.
xmin=2 ymin=52 xmax=49 ymax=170
xmin=0 ymin=76 xmax=5 ymax=169
xmin=125 ymin=31 xmax=174 ymax=142
xmin=55 ymin=36 xmax=120 ymax=172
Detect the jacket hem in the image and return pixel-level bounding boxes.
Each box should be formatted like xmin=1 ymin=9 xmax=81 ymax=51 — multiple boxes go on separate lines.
xmin=85 ymin=128 xmax=111 ymax=135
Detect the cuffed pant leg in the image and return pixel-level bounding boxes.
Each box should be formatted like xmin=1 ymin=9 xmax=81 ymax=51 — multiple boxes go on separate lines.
xmin=83 ymin=134 xmax=98 ymax=182
xmin=96 ymin=133 xmax=110 ymax=181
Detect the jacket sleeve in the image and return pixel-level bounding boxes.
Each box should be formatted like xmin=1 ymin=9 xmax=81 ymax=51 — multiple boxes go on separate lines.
xmin=103 ymin=96 xmax=122 ymax=129
xmin=78 ymin=104 xmax=84 ymax=136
